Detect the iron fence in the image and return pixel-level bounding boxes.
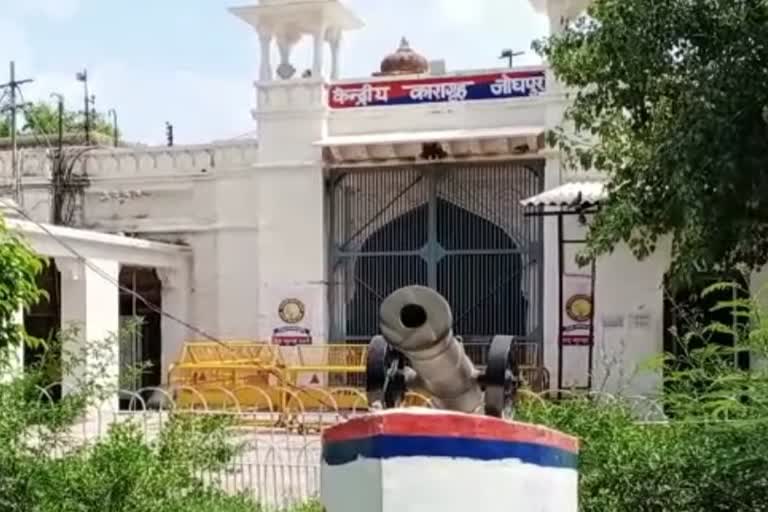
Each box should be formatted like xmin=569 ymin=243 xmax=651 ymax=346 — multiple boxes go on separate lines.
xmin=327 ymin=162 xmax=544 ymax=359
xmin=26 ymin=383 xmax=668 ymax=509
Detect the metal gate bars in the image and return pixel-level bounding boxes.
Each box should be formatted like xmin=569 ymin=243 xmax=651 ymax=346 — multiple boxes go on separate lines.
xmin=327 ymin=161 xmax=544 ymax=359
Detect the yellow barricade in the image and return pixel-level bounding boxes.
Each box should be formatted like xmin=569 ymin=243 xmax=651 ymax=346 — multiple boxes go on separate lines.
xmin=168 ymin=341 xmax=369 ymax=412
xmin=167 ymin=340 xmax=548 ymax=415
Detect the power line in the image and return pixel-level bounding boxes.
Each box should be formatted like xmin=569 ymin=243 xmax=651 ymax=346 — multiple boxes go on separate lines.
xmin=0 ymin=198 xmax=339 ymax=408
xmin=2 ymin=197 xmax=217 ymax=341
xmin=0 ymin=61 xmax=34 ymax=208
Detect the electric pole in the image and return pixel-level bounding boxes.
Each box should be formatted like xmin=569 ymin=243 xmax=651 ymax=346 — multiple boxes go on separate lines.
xmin=50 ymin=93 xmax=64 ymax=225
xmin=76 ymin=69 xmax=90 ymax=145
xmin=0 ymin=61 xmax=34 ymax=207
xmin=50 ymin=93 xmax=64 ymax=155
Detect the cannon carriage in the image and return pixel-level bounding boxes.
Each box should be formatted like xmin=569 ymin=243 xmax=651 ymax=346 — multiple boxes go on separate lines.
xmin=365 ymin=285 xmax=521 ymax=417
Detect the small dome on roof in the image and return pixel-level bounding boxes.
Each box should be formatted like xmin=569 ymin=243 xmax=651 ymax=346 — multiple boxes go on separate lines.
xmin=375 ymin=37 xmax=429 ymax=76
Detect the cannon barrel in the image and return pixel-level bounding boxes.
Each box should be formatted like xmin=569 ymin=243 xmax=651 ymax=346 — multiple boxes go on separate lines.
xmin=378 ymin=286 xmax=483 ymax=413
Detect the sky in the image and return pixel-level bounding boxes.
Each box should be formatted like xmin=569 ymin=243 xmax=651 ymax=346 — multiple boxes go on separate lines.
xmin=0 ymin=0 xmax=550 ymax=146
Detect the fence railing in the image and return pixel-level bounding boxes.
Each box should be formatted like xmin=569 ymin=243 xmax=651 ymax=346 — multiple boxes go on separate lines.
xmin=28 ymin=383 xmax=667 ymax=509
xmin=166 ymin=340 xmax=549 ymax=412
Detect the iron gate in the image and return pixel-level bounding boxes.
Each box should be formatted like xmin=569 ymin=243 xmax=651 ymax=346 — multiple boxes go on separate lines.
xmin=327 ymin=161 xmax=544 ymax=358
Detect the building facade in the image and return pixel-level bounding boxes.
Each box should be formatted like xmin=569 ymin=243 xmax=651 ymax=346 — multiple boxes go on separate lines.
xmin=4 ymin=0 xmax=741 ymax=398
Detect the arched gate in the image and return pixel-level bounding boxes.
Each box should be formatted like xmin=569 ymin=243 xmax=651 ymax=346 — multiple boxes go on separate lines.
xmin=327 ymin=161 xmax=544 ymax=363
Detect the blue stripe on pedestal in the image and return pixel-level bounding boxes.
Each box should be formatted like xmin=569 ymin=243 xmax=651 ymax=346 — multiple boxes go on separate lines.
xmin=322 ymin=435 xmax=578 ymax=469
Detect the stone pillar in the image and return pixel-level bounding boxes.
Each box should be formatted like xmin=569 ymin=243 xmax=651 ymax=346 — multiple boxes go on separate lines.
xmin=259 ymin=32 xmax=274 ymax=81
xmin=312 ymin=26 xmax=326 ymax=76
xmin=57 ymin=257 xmax=120 ymax=411
xmin=253 ymin=77 xmax=329 ymax=344
xmin=328 ymin=29 xmax=342 ymax=80
xmin=276 ymin=31 xmax=300 ymax=80
xmin=157 ymin=266 xmax=192 ymax=384
xmin=321 ymin=410 xmax=579 ymax=512
xmin=547 ymin=0 xmax=564 ymax=35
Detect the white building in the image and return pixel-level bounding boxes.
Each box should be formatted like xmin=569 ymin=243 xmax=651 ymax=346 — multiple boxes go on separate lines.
xmin=5 ymin=0 xmax=752 ymax=399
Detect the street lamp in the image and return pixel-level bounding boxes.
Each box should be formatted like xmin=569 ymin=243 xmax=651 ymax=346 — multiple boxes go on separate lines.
xmin=75 ymin=69 xmax=90 ymax=145
xmin=108 ymin=108 xmax=118 ymax=147
xmin=499 ymin=49 xmax=524 ymax=68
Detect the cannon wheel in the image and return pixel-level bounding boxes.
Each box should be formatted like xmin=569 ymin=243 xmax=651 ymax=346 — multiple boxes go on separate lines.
xmin=366 ymin=336 xmax=406 ymax=409
xmin=483 ymin=335 xmax=519 ymax=418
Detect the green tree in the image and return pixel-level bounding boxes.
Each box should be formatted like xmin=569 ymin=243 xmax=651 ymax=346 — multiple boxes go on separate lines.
xmin=536 ymin=0 xmax=768 ymax=281
xmin=22 ymin=101 xmax=79 ymax=135
xmin=0 ymin=216 xmax=45 ymax=367
xmin=21 ymin=100 xmax=115 ymax=138
xmin=0 ymin=210 xmax=316 ymax=511
xmin=515 ymin=280 xmax=768 ymax=510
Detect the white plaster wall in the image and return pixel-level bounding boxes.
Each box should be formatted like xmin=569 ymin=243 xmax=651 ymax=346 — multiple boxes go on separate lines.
xmin=591 ymin=242 xmax=668 ymax=397
xmin=554 ymin=215 xmax=669 ymax=396
xmin=257 ymin=117 xmax=326 ymax=163
xmin=59 ymin=258 xmax=120 ymax=411
xmin=214 ymin=229 xmax=261 ymax=338
xmin=322 ymin=457 xmax=577 ymax=512
xmin=251 ymin=78 xmax=330 ymax=342
xmin=254 ymin=163 xmax=328 ymax=340
xmin=529 ymin=0 xmax=592 ymax=33
xmin=184 ymin=232 xmax=219 ymax=337
xmin=535 ymin=57 xmax=668 ymax=396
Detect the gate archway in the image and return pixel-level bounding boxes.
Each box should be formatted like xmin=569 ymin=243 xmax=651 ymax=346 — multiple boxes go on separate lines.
xmin=348 ymin=198 xmax=527 ymax=337
xmin=328 ymin=161 xmax=543 ymax=350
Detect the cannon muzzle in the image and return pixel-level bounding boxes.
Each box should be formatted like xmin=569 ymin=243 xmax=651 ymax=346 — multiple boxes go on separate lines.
xmin=366 ymin=286 xmax=519 ymax=417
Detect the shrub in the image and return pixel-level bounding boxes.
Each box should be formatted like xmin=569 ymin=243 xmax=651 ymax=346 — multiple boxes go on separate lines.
xmin=515 ymin=280 xmax=768 ymax=511
xmin=517 ymin=397 xmax=768 ymax=511
xmin=0 ymin=214 xmax=316 ymax=511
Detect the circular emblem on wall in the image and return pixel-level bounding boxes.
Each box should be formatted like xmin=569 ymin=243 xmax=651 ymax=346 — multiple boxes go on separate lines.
xmin=278 ymin=298 xmax=306 ymax=325
xmin=566 ymin=294 xmax=592 ymax=323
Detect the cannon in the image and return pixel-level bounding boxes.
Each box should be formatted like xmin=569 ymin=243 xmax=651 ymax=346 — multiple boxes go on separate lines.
xmin=365 ymin=286 xmax=520 ymax=418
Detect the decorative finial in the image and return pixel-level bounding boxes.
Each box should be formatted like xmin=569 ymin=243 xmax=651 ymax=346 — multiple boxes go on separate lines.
xmin=399 ymin=37 xmax=410 ymax=50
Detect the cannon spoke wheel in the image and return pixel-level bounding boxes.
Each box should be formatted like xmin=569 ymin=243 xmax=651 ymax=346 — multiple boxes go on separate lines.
xmin=483 ymin=335 xmax=520 ymax=418
xmin=366 ymin=336 xmax=406 ymax=409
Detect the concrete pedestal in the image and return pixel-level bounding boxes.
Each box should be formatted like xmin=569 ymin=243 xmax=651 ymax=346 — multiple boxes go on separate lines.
xmin=321 ymin=409 xmax=579 ymax=512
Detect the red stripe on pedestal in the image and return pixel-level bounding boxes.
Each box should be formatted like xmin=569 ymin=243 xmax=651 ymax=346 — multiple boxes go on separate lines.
xmin=322 ymin=411 xmax=578 ymax=454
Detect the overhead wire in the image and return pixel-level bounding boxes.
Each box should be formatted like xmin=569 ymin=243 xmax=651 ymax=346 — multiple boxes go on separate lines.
xmin=0 ymin=198 xmax=344 ymax=412
xmin=0 ymin=90 xmax=10 ymax=110
xmin=2 ymin=93 xmax=348 ymax=411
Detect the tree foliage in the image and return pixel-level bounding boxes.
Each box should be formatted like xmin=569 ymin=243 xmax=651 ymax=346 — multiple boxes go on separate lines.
xmin=536 ymin=0 xmax=768 ymax=280
xmin=0 ymin=218 xmax=45 ymax=363
xmin=0 ymin=211 xmax=313 ymax=511
xmin=517 ymin=279 xmax=768 ymax=510
xmin=0 ymin=100 xmax=116 ymax=140
xmin=517 ymin=396 xmax=768 ymax=511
